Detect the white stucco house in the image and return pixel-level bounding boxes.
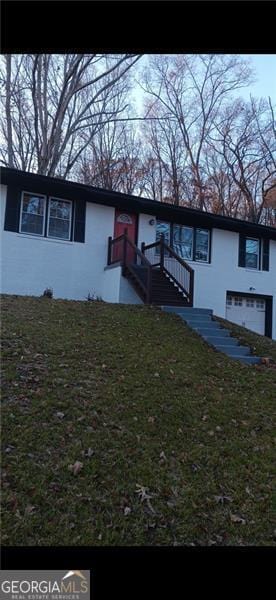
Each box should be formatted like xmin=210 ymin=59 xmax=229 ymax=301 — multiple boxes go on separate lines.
xmin=1 ymin=167 xmax=275 ymax=339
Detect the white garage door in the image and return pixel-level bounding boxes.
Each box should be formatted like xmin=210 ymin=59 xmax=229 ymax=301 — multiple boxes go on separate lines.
xmin=226 ymin=295 xmax=266 ymax=335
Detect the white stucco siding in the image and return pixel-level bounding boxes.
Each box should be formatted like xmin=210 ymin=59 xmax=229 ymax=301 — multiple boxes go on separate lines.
xmin=187 ymin=229 xmax=276 ymax=339
xmin=102 ymin=265 xmax=121 ymax=303
xmin=137 ymin=213 xmax=156 ymax=248
xmin=119 ymin=275 xmax=143 ymax=304
xmin=0 ymin=185 xmax=116 ymax=301
xmin=102 ymin=264 xmax=142 ymax=304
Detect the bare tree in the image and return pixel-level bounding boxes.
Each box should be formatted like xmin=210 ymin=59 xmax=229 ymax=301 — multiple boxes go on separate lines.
xmin=141 ymin=54 xmax=253 ymax=209
xmin=211 ymin=97 xmax=276 ymax=223
xmin=141 ymin=103 xmax=187 ymax=205
xmin=78 ymin=111 xmax=145 ymax=195
xmin=0 ymin=54 xmax=141 ymax=178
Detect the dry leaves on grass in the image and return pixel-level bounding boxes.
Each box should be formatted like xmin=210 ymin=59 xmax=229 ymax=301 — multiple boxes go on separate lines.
xmin=135 ymin=484 xmax=156 ymax=514
xmin=68 ymin=461 xmax=83 ymax=476
xmin=230 ymin=513 xmax=246 ymax=524
xmin=214 ymin=495 xmax=233 ymax=504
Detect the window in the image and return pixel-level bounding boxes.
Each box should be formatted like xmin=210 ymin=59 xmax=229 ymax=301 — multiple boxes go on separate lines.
xmin=173 ymin=225 xmax=193 ymax=260
xmin=47 ymin=198 xmax=72 ymax=240
xmin=245 ymin=238 xmax=259 ymax=269
xmin=234 ymin=297 xmax=243 ymax=306
xmin=195 ymin=229 xmax=209 ymax=262
xmin=246 ymin=299 xmax=255 ymax=308
xmin=156 ymin=221 xmax=170 ymax=245
xmin=156 ymin=222 xmax=210 ymax=263
xmin=19 ymin=192 xmax=46 ymax=236
xmin=117 ymin=214 xmax=133 ymax=224
xmin=256 ymin=300 xmax=265 ymax=309
xmin=239 ymin=235 xmax=269 ymax=271
xmin=226 ymin=296 xmax=232 ymax=306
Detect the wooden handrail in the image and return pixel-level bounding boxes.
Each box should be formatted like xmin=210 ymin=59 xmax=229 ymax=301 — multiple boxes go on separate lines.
xmin=108 ymin=232 xmax=194 ymax=306
xmin=107 ymin=232 xmax=153 ymax=303
xmin=142 ymin=235 xmax=194 ymax=305
xmin=162 ymin=241 xmax=194 ymax=274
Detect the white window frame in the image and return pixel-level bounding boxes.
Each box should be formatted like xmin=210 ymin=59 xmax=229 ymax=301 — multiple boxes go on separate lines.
xmin=226 ymin=296 xmax=233 ymax=306
xmin=19 ymin=191 xmax=47 ymax=237
xmin=195 ymin=228 xmax=210 ymax=263
xmin=245 ymin=237 xmax=260 ymax=270
xmin=234 ymin=297 xmax=243 ymax=306
xmin=47 ymin=196 xmax=73 ymax=241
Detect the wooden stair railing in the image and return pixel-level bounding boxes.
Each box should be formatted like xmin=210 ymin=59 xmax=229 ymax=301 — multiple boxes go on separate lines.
xmin=107 ymin=231 xmax=194 ymax=306
xmin=107 ymin=230 xmax=153 ymax=303
xmin=141 ymin=235 xmax=194 ymax=305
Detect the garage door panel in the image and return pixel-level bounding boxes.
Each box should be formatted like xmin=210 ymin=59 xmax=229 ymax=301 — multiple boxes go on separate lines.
xmin=226 ymin=295 xmax=265 ymax=336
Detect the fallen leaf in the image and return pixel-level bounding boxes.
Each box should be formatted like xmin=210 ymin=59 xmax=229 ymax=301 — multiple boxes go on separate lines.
xmin=214 ymin=495 xmax=233 ymax=504
xmin=124 ymin=506 xmax=131 ymax=516
xmin=68 ymin=461 xmax=83 ymax=475
xmin=25 ymin=505 xmax=36 ymax=515
xmin=230 ymin=513 xmax=246 ymax=524
xmin=56 ymin=412 xmax=65 ymax=419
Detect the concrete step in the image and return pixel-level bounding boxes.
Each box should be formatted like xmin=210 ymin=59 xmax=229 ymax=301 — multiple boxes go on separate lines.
xmin=163 ymin=306 xmax=213 ymax=315
xmin=194 ymin=327 xmax=230 ymax=336
xmin=189 ymin=321 xmax=222 ymax=329
xmin=231 ymin=355 xmax=261 ymax=365
xmin=202 ymin=335 xmax=239 ymax=346
xmin=183 ymin=316 xmax=213 ymax=324
xmin=215 ymin=345 xmax=250 ymax=356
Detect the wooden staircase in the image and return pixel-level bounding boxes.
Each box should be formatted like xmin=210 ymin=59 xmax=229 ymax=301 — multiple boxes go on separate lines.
xmin=127 ymin=265 xmax=189 ymax=306
xmin=107 ymin=231 xmax=194 ymax=307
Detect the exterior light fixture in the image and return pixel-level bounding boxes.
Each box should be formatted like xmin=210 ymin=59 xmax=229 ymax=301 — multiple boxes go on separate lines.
xmin=149 ymin=219 xmax=155 ymax=226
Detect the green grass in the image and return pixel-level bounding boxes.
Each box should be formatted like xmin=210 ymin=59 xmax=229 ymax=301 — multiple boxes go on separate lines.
xmin=1 ymin=294 xmax=275 ymax=546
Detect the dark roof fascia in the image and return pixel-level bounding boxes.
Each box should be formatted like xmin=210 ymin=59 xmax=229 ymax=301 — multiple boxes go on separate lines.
xmin=1 ymin=166 xmax=276 ymax=241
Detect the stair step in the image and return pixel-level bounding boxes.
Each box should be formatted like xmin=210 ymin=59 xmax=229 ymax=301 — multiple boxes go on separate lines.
xmin=202 ymin=335 xmax=239 ymax=346
xmin=183 ymin=316 xmax=213 ymax=323
xmin=162 ymin=307 xmax=213 ymax=315
xmin=193 ymin=327 xmax=230 ymax=336
xmin=215 ymin=345 xmax=250 ymax=356
xmin=185 ymin=321 xmax=220 ymax=329
xmin=230 ymin=355 xmax=261 ymax=365
xmin=160 ymin=305 xmax=261 ymax=366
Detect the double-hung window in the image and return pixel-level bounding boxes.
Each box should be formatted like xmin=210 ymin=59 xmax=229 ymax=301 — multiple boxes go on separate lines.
xmin=245 ymin=238 xmax=259 ymax=269
xmin=195 ymin=228 xmax=209 ymax=262
xmin=19 ymin=193 xmax=72 ymax=241
xmin=47 ymin=197 xmax=72 ymax=240
xmin=239 ymin=234 xmax=270 ymax=271
xmin=173 ymin=225 xmax=193 ymax=260
xmin=19 ymin=192 xmax=46 ymax=236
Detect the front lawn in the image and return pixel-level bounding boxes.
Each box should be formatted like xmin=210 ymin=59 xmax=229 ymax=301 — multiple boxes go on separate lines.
xmin=1 ymin=295 xmax=275 ymax=546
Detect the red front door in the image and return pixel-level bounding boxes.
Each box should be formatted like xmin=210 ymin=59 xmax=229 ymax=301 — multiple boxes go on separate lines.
xmin=114 ymin=210 xmax=137 ymax=264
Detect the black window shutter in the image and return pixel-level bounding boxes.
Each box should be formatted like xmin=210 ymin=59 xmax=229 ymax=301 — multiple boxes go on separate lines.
xmin=262 ymin=238 xmax=270 ymax=271
xmin=4 ymin=186 xmax=21 ymax=232
xmin=238 ymin=234 xmax=246 ymax=267
xmin=74 ymin=199 xmax=86 ymax=243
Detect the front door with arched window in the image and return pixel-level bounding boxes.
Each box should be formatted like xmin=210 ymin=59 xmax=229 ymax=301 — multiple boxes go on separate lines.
xmin=114 ymin=210 xmax=137 ymax=264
